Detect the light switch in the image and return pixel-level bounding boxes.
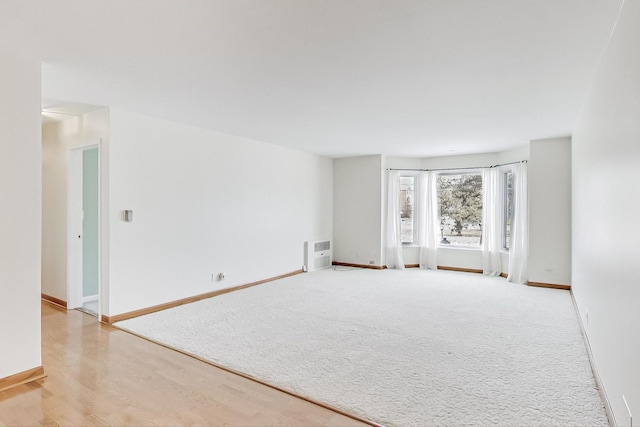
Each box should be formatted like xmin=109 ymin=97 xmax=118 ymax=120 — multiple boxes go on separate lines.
xmin=124 ymin=210 xmax=133 ymax=222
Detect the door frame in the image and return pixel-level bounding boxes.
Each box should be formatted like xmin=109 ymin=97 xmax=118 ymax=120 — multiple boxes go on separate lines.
xmin=67 ymin=143 xmax=102 ymax=320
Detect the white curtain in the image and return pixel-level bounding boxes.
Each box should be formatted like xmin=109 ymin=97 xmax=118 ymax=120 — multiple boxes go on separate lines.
xmin=386 ymin=170 xmax=405 ymax=269
xmin=418 ymin=171 xmax=438 ymax=270
xmin=481 ymin=168 xmax=503 ymax=276
xmin=507 ymin=162 xmax=528 ymax=284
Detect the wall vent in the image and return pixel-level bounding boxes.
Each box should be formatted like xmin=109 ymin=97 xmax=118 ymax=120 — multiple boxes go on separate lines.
xmin=304 ymin=239 xmax=332 ymax=272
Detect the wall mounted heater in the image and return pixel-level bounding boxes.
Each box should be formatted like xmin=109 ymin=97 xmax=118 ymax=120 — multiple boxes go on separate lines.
xmin=304 ymin=239 xmax=332 ymax=272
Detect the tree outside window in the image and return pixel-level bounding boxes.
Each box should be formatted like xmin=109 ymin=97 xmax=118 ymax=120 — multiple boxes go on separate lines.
xmin=437 ymin=173 xmax=483 ymax=247
xmin=504 ymin=171 xmax=514 ymax=249
xmin=399 ymin=176 xmax=415 ymax=244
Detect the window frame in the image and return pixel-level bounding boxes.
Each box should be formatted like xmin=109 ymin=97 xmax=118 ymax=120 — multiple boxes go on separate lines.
xmin=393 ymin=166 xmax=516 ymax=251
xmin=502 ymin=168 xmax=514 ymax=251
xmin=398 ymin=172 xmax=419 ymax=246
xmin=436 ymin=170 xmax=484 ymax=248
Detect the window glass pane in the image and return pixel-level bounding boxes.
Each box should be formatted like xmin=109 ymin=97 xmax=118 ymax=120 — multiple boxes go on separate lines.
xmin=437 ymin=173 xmax=483 ymax=247
xmin=504 ymin=172 xmax=514 ymax=249
xmin=399 ymin=176 xmax=415 ymax=244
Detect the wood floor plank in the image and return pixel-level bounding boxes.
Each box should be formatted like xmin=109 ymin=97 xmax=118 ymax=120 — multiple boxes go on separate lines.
xmin=0 ymin=302 xmax=366 ymax=427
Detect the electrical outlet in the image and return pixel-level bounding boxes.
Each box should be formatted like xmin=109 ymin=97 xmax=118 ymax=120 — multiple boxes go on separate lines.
xmin=369 ymin=260 xmax=375 ymax=265
xmin=623 ymin=395 xmax=633 ymax=427
xmin=218 ymin=272 xmax=226 ymax=281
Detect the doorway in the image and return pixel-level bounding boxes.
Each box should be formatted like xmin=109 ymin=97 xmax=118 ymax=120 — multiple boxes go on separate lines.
xmin=68 ymin=145 xmax=100 ymax=318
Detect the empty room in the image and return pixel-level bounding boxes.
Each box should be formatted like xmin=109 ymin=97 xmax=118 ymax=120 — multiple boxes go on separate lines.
xmin=1 ymin=1 xmax=639 ymax=426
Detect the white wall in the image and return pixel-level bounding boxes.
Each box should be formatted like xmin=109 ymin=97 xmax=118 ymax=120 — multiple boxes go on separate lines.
xmin=333 ymin=155 xmax=384 ymax=266
xmin=0 ymin=53 xmax=42 ymax=379
xmin=498 ymin=145 xmax=530 ymax=165
xmin=419 ymin=152 xmax=499 ymax=170
xmin=529 ymin=137 xmax=572 ymax=285
xmin=107 ymin=108 xmax=333 ymax=315
xmin=572 ymin=0 xmax=640 ymax=424
xmin=41 ymin=109 xmax=110 ymax=310
xmin=42 ymin=117 xmax=81 ymax=301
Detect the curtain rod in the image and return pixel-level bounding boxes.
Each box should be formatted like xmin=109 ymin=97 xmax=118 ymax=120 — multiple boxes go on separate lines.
xmin=386 ymin=160 xmax=527 ymax=172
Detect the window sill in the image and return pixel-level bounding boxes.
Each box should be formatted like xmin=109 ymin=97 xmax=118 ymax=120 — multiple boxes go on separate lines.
xmin=402 ymin=245 xmax=485 ymax=251
xmin=401 ymin=245 xmax=509 ymax=253
xmin=437 ymin=245 xmax=481 ymax=251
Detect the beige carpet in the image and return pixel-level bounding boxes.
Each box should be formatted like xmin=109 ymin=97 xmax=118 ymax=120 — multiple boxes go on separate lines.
xmin=118 ymin=268 xmax=608 ymax=427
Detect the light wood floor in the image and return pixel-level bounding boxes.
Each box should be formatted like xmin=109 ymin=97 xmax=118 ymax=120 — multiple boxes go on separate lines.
xmin=0 ymin=302 xmax=365 ymax=426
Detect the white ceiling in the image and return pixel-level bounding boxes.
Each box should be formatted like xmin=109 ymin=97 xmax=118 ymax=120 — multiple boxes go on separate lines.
xmin=0 ymin=1 xmax=623 ymax=158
